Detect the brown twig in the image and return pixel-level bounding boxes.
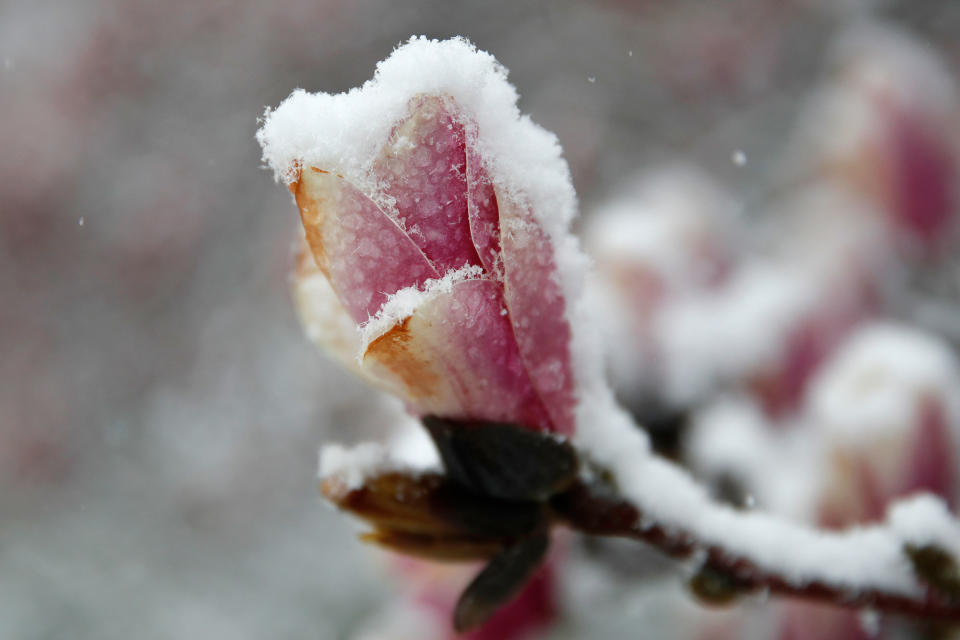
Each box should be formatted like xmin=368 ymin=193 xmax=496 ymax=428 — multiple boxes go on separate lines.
xmin=550 ymin=478 xmax=960 ymax=621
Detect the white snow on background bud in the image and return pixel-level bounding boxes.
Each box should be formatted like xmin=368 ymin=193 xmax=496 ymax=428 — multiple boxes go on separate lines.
xmin=783 ymin=21 xmax=958 ymax=193
xmin=656 ymin=263 xmax=818 ymax=404
xmin=584 ymin=166 xmax=737 ymax=292
xmin=809 ymin=322 xmax=960 ymax=444
xmin=648 ymin=185 xmax=883 ymax=406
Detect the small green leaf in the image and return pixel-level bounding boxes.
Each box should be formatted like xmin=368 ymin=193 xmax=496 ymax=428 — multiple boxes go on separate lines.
xmin=454 ymin=533 xmax=550 ymax=632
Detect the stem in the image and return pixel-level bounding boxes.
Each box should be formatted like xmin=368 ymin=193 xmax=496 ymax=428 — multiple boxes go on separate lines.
xmin=550 ymin=479 xmax=960 ymax=621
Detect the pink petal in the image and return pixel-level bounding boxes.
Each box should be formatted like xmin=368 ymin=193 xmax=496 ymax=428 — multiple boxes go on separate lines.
xmin=854 ymin=459 xmax=887 ymax=524
xmin=294 ymin=167 xmax=438 ymax=322
xmin=372 ymin=96 xmax=481 ymax=273
xmin=888 ymin=105 xmax=956 ymax=252
xmin=466 ymin=141 xmax=503 ymax=274
xmin=362 ymin=279 xmax=554 ymax=432
xmin=903 ymin=398 xmax=957 ymax=507
xmin=498 ymin=193 xmax=577 ymax=435
xmin=778 ymin=603 xmax=872 ymax=640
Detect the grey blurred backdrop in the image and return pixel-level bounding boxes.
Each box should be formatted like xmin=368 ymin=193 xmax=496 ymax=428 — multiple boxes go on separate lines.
xmin=3 ymin=0 xmax=960 ymax=638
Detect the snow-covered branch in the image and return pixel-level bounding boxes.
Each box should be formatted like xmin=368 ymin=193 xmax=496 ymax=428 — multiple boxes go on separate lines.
xmin=318 ymin=421 xmax=960 ymax=629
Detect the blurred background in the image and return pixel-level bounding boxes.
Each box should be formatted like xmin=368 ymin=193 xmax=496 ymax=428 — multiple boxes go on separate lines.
xmin=3 ymin=0 xmax=960 ymax=638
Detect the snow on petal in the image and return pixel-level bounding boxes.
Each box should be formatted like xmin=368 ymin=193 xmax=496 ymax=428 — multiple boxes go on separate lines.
xmin=372 ymin=95 xmax=480 ymax=272
xmin=362 ymin=279 xmax=554 ymax=432
xmin=294 ymin=166 xmax=439 ymax=322
xmin=359 ymin=263 xmax=484 ymax=347
xmin=499 ymin=192 xmax=576 ymax=435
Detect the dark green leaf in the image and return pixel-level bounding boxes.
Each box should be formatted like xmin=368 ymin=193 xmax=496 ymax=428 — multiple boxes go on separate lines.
xmin=430 ymin=481 xmax=547 ymax=538
xmin=454 ymin=533 xmax=550 ymax=632
xmin=422 ymin=416 xmax=578 ymax=501
xmin=905 ymin=544 xmax=960 ymax=600
xmin=688 ymin=564 xmax=749 ymax=606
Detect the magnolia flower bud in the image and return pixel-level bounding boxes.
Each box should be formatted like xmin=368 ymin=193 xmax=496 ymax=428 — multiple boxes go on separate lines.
xmin=287 ymin=93 xmax=575 ymax=436
xmin=265 ymin=39 xmax=582 ymax=635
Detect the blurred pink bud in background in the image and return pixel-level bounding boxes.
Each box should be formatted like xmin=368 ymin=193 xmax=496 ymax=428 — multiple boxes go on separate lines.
xmin=770 ymin=323 xmax=960 ymax=640
xmin=790 ymin=24 xmax=960 ymax=257
xmin=808 ymin=323 xmax=960 ymax=528
xmin=584 ymin=167 xmax=737 ymax=403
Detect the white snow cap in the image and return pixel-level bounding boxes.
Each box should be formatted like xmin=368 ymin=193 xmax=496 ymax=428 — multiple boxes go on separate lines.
xmin=655 ymin=261 xmax=818 ymax=404
xmin=260 ymin=36 xmax=587 ymax=384
xmin=257 ymin=36 xmax=577 ymax=245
